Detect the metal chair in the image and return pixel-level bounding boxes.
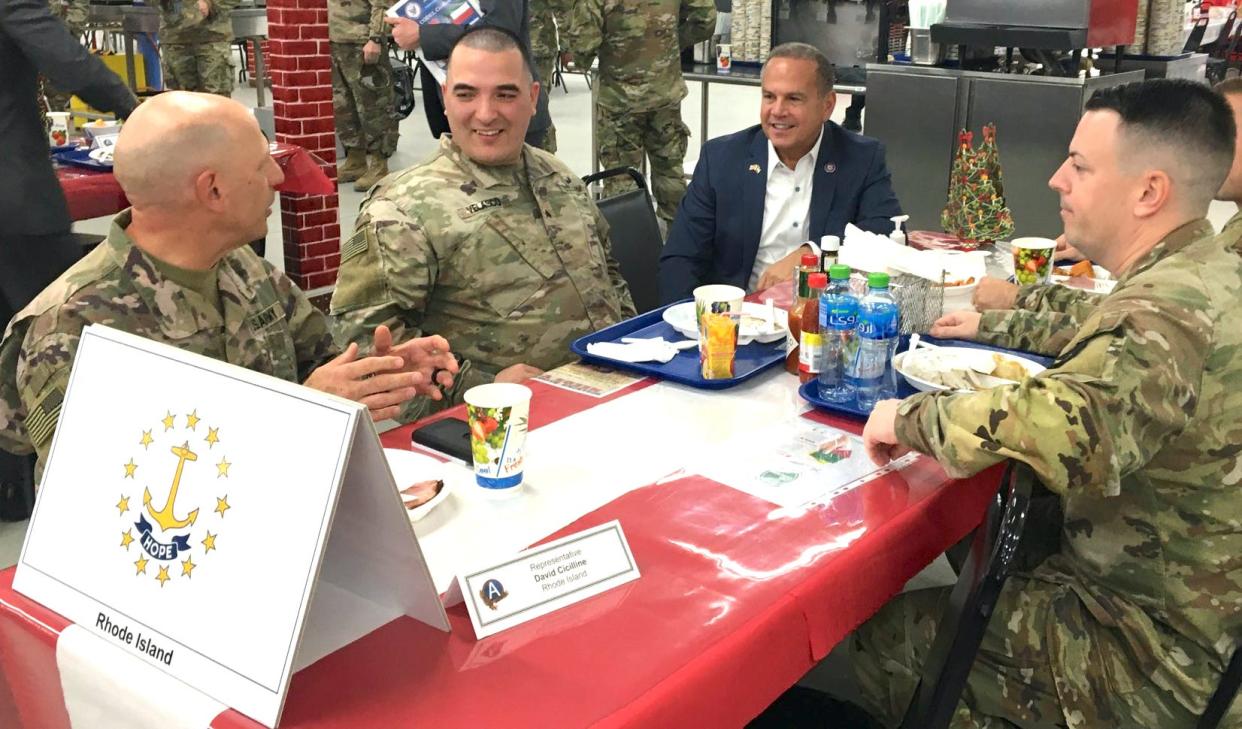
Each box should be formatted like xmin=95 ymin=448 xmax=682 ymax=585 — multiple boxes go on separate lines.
xmin=898 ymin=461 xmax=1034 ymax=729
xmin=580 ymin=167 xmax=663 ymax=314
xmin=1186 ymin=16 xmax=1212 ymax=53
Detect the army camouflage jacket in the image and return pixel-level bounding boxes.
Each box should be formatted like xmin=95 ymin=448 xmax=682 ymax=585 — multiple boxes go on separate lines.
xmin=896 ymin=218 xmax=1242 ymax=718
xmin=1225 ymin=208 xmax=1242 ymax=254
xmin=331 ymin=136 xmax=636 ymax=418
xmin=564 ymin=0 xmax=715 ymax=112
xmin=328 ymin=0 xmax=387 ymax=44
xmin=47 ymin=0 xmax=87 ymax=30
xmin=158 ymin=0 xmax=237 ymax=44
xmin=0 ymin=210 xmax=337 ymax=472
xmin=528 ymin=0 xmax=567 ymax=59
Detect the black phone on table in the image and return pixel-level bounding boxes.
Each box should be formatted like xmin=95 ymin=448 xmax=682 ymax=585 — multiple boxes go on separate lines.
xmin=411 ymin=417 xmax=472 ymax=463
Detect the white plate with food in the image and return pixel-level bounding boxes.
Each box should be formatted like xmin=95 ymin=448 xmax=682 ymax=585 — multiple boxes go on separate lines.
xmin=383 ymin=447 xmax=454 ymax=522
xmin=662 ymin=301 xmax=788 ymax=344
xmin=894 ymin=345 xmax=1045 ymax=393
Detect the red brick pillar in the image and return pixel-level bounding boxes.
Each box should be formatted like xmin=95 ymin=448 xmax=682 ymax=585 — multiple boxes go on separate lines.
xmin=266 ymin=0 xmax=341 ymax=301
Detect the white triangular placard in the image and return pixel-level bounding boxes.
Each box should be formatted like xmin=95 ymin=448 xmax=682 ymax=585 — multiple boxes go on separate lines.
xmin=13 ymin=324 xmax=448 ymax=727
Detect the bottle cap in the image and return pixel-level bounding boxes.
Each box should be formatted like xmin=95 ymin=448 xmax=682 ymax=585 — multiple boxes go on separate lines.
xmin=808 ymin=272 xmax=828 ymax=289
xmin=868 ymin=272 xmax=890 ymax=288
xmin=800 ymin=252 xmax=819 ymax=267
xmin=828 ymin=264 xmax=851 ymax=280
xmin=820 ymin=235 xmax=841 ymax=251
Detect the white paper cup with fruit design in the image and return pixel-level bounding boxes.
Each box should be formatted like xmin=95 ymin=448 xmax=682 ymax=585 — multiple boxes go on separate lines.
xmin=464 ymin=383 xmax=531 ymax=497
xmin=1012 ymin=237 xmax=1057 ymax=285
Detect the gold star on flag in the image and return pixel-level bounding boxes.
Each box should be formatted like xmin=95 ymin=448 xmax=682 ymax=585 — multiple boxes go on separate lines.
xmin=216 ymin=456 xmax=231 ymax=478
xmin=139 ymin=430 xmax=153 ymax=449
xmin=201 ymin=531 xmax=217 ymax=553
xmin=205 ymin=427 xmax=220 ymax=448
xmin=156 ymin=565 xmax=171 ymax=586
xmin=134 ymin=556 xmax=149 ymax=575
xmin=116 ymin=494 xmax=130 ymax=515
xmin=181 ymin=556 xmax=196 ymax=578
xmin=186 ymin=410 xmax=201 ymax=430
xmin=120 ymin=529 xmax=134 ymax=550
xmin=215 ymin=495 xmax=230 ymax=517
xmin=123 ymin=459 xmax=137 ymax=478
xmin=162 ymin=411 xmax=175 ymax=431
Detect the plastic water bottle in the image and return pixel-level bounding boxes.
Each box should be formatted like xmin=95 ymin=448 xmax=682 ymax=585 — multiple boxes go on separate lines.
xmin=817 ymin=264 xmax=857 ymax=403
xmin=850 ymin=272 xmax=900 ymax=410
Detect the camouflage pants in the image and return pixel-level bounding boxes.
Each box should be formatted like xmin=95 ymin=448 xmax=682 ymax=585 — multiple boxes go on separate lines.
xmin=330 ymin=42 xmax=398 ymax=157
xmin=852 ymin=581 xmax=1200 ymax=729
xmin=162 ymin=42 xmax=234 ymax=96
xmin=596 ymin=102 xmax=688 ymax=223
xmin=532 ymin=53 xmax=557 ymax=153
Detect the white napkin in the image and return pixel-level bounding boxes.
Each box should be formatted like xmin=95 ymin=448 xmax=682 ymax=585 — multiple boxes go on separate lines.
xmin=840 ymin=224 xmax=989 ymax=283
xmin=586 ymin=338 xmax=690 ymax=363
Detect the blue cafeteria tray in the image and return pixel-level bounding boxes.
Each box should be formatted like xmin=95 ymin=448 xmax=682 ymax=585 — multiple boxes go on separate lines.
xmin=799 ymin=335 xmax=1055 ymax=419
xmin=53 ymin=148 xmax=112 ymax=171
xmin=571 ymin=301 xmax=786 ymax=390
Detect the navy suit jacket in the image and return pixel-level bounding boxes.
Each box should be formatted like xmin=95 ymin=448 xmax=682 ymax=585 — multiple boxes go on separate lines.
xmin=659 ymin=121 xmax=902 ymax=303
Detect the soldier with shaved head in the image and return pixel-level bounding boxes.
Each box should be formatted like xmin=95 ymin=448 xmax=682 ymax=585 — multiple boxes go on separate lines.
xmin=0 ymin=91 xmax=458 ymax=479
xmin=852 ymin=79 xmax=1242 ymax=728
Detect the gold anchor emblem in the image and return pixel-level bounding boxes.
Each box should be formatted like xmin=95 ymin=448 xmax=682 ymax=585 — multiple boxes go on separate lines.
xmin=144 ymin=442 xmax=199 ymax=531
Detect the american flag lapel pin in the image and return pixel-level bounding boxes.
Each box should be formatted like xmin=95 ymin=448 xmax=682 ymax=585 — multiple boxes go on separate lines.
xmin=748 ymin=163 xmax=762 ymax=174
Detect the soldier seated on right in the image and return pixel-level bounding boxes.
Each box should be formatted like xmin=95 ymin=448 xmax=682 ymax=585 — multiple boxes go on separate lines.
xmin=331 ymin=27 xmax=636 ymax=422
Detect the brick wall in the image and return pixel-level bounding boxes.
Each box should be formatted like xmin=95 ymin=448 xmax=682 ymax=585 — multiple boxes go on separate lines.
xmin=265 ymin=0 xmax=341 ymax=297
xmin=244 ymin=39 xmax=271 ymax=85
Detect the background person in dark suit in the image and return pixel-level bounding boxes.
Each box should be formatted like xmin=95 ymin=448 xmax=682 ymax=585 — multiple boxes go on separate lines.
xmin=386 ymin=0 xmax=554 ymax=151
xmin=0 ymin=0 xmax=136 ymax=519
xmin=659 ymin=42 xmax=902 ymax=304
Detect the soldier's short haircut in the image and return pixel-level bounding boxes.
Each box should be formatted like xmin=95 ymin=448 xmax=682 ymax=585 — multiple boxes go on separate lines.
xmin=1214 ymin=77 xmax=1242 ymax=98
xmin=450 ymin=26 xmax=535 ymax=82
xmin=1085 ymin=79 xmax=1236 ymax=210
xmin=764 ymin=42 xmax=835 ymax=96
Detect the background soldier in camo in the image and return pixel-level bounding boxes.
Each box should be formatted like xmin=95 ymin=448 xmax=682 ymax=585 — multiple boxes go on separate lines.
xmin=564 ymin=0 xmax=715 ymax=225
xmin=331 ymin=29 xmax=635 ymax=422
xmin=43 ymin=0 xmax=90 ymax=111
xmin=527 ymin=0 xmax=565 ymax=154
xmin=329 ymin=0 xmax=399 ymax=191
xmin=858 ymin=80 xmax=1242 ymax=729
xmin=158 ymin=0 xmax=238 ymax=96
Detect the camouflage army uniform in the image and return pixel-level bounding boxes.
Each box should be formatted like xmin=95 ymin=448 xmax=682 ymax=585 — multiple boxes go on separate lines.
xmin=43 ymin=0 xmax=91 ymax=110
xmin=0 ymin=210 xmax=337 ymax=476
xmin=528 ymin=0 xmax=564 ymax=154
xmin=331 ymin=135 xmax=637 ymax=421
xmin=158 ymin=0 xmax=238 ymax=96
xmin=564 ymin=0 xmax=715 ymax=223
xmin=1225 ymin=208 xmax=1242 ymax=254
xmin=853 ymin=219 xmax=1242 ymax=728
xmin=328 ymin=0 xmax=398 ymax=159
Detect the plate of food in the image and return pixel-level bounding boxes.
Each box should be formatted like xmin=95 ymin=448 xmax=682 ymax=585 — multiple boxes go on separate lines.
xmin=1051 ymin=260 xmax=1116 ymax=294
xmin=894 ymin=344 xmax=1045 ymax=393
xmin=383 ymin=447 xmax=454 ymax=522
xmin=662 ymin=301 xmax=788 ymax=344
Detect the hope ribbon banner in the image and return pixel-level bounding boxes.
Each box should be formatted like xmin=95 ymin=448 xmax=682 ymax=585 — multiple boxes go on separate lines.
xmin=134 ymin=515 xmax=191 ymax=561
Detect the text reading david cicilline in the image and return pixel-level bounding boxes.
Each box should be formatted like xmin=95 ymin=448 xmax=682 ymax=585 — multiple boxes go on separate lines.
xmin=531 ymin=548 xmax=589 ymax=591
xmin=97 ymin=612 xmax=174 ymax=665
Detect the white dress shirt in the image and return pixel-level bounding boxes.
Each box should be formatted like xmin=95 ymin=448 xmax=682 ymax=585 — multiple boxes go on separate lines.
xmin=748 ymin=127 xmax=825 ymax=291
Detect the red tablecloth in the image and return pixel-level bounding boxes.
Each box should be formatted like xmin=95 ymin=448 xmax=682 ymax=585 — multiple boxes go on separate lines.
xmin=56 ymin=142 xmax=334 ymax=222
xmin=0 ymin=374 xmax=997 ymax=729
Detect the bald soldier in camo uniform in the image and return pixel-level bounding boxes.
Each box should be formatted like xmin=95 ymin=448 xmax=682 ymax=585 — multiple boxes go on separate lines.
xmin=0 ymin=92 xmax=458 ymax=479
xmin=329 ymin=0 xmax=399 ymax=191
xmin=332 ymin=28 xmax=635 ymax=421
xmin=563 ymin=0 xmax=715 ymax=224
xmin=857 ymin=79 xmax=1242 ymax=729
xmin=158 ymin=0 xmax=238 ymax=96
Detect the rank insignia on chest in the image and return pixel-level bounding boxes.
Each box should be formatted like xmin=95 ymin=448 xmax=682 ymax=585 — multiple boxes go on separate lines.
xmin=458 ymin=196 xmax=504 ymax=220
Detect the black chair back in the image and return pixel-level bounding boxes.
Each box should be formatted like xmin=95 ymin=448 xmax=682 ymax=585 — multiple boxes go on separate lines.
xmin=581 ymin=167 xmax=664 ymax=314
xmin=1186 ymin=16 xmax=1212 ymax=52
xmin=1198 ymin=645 xmax=1242 ymax=729
xmin=899 ymin=461 xmax=1034 ymax=729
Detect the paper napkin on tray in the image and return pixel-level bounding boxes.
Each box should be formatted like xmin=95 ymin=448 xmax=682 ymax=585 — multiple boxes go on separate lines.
xmin=586 ymin=337 xmax=694 ymax=364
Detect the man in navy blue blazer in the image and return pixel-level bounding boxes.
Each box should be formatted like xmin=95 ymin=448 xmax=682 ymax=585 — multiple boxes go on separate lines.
xmin=659 ymin=42 xmax=903 ymax=303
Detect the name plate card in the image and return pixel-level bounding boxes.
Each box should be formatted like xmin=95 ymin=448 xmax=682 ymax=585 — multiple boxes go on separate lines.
xmin=15 ymin=325 xmax=448 ymax=727
xmin=459 ymin=520 xmax=640 ymax=639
